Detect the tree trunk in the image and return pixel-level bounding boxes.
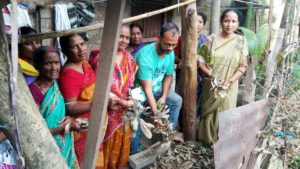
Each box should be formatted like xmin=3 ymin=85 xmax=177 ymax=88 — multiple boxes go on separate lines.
xmin=242 ymin=57 xmax=258 ymax=104
xmin=0 ymin=10 xmax=68 ymax=169
xmin=241 ymin=0 xmax=255 ymax=104
xmin=262 ymin=0 xmax=274 ymax=96
xmin=180 ymin=1 xmax=197 ymax=140
xmin=210 ymin=0 xmax=221 ymax=34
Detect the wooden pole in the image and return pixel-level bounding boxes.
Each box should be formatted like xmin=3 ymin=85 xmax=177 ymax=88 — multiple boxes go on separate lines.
xmin=210 ymin=0 xmax=221 ymax=34
xmin=81 ymin=0 xmax=126 ymax=168
xmin=20 ymin=0 xmax=196 ymax=42
xmin=180 ymin=0 xmax=198 ymax=140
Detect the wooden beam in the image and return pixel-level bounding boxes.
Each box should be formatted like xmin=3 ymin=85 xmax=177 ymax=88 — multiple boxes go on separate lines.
xmin=180 ymin=0 xmax=198 ymax=140
xmin=20 ymin=0 xmax=196 ymax=42
xmin=81 ymin=0 xmax=126 ymax=168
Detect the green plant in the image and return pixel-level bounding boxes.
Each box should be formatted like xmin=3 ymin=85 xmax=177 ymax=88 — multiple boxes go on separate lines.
xmin=238 ymin=24 xmax=269 ymax=60
xmin=289 ymin=51 xmax=300 ymax=91
xmin=289 ymin=155 xmax=300 ymax=169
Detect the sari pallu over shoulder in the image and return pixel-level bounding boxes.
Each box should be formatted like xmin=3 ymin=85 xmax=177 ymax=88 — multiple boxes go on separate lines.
xmin=39 ymin=80 xmax=76 ymax=168
xmin=59 ymin=59 xmax=106 ymax=167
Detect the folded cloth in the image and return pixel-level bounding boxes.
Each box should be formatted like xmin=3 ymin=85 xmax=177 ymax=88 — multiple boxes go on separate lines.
xmin=67 ymin=3 xmax=78 ymax=28
xmin=67 ymin=1 xmax=95 ymax=28
xmin=76 ymin=1 xmax=95 ymax=27
xmin=4 ymin=3 xmax=32 ymax=34
xmin=18 ymin=58 xmax=39 ymax=77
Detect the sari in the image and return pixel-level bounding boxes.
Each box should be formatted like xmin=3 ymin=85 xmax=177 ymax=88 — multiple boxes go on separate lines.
xmin=18 ymin=58 xmax=39 ymax=85
xmin=197 ymin=34 xmax=248 ymax=144
xmin=59 ymin=60 xmax=107 ymax=167
xmin=102 ymin=50 xmax=137 ymax=169
xmin=129 ymin=43 xmax=144 ymax=58
xmin=29 ymin=81 xmax=77 ymax=168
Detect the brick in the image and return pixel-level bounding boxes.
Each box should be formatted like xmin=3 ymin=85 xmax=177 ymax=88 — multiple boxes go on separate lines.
xmin=129 ymin=141 xmax=171 ymax=169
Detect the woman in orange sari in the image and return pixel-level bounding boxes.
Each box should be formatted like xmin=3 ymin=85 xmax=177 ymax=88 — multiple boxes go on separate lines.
xmin=101 ymin=25 xmax=137 ymax=169
xmin=58 ymin=33 xmax=106 ymax=167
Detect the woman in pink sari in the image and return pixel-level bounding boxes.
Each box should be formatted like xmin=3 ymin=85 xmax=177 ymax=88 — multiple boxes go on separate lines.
xmin=100 ymin=25 xmax=137 ymax=169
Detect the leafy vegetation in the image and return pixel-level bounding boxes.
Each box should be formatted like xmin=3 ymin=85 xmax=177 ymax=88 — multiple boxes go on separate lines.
xmin=239 ymin=24 xmax=269 ymax=60
xmin=289 ymin=51 xmax=300 ymax=91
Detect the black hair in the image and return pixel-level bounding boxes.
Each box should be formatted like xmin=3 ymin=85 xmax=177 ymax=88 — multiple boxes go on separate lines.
xmin=18 ymin=26 xmax=38 ymax=49
xmin=19 ymin=26 xmax=37 ymax=36
xmin=160 ymin=22 xmax=179 ymax=37
xmin=220 ymin=8 xmax=243 ymax=23
xmin=198 ymin=12 xmax=207 ymax=25
xmin=59 ymin=33 xmax=85 ymax=56
xmin=33 ymin=46 xmax=60 ymax=71
xmin=130 ymin=23 xmax=143 ymax=33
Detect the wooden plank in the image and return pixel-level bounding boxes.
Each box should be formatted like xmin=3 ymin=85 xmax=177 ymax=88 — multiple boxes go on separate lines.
xmin=81 ymin=0 xmax=126 ymax=168
xmin=179 ymin=0 xmax=198 ymax=140
xmin=214 ymin=99 xmax=271 ymax=169
xmin=20 ymin=0 xmax=196 ymax=42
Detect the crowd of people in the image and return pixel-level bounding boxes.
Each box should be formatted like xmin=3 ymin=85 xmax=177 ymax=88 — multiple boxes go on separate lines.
xmin=0 ymin=8 xmax=248 ymax=169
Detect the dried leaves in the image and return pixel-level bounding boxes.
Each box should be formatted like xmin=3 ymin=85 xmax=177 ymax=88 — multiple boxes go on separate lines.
xmin=149 ymin=141 xmax=214 ymax=169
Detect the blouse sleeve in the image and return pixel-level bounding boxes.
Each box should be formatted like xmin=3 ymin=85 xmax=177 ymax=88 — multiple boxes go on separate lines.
xmin=29 ymin=83 xmax=45 ymax=105
xmin=58 ymin=69 xmax=84 ymax=99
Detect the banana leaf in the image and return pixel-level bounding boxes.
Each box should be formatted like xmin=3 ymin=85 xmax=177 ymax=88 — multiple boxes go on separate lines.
xmin=256 ymin=24 xmax=269 ymax=59
xmin=238 ymin=27 xmax=258 ymax=57
xmin=239 ymin=24 xmax=269 ymax=60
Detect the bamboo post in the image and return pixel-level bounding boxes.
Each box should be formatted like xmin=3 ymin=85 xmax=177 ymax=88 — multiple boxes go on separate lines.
xmin=81 ymin=0 xmax=126 ymax=168
xmin=210 ymin=0 xmax=221 ymax=34
xmin=20 ymin=0 xmax=196 ymax=42
xmin=180 ymin=0 xmax=198 ymax=140
xmin=262 ymin=0 xmax=274 ymax=96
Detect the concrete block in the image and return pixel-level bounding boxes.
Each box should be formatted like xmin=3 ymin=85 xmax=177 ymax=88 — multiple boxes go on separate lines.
xmin=129 ymin=141 xmax=170 ymax=169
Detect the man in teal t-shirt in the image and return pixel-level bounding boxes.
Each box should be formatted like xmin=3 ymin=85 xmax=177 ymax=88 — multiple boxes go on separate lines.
xmin=136 ymin=42 xmax=174 ymax=94
xmin=131 ymin=22 xmax=182 ymax=154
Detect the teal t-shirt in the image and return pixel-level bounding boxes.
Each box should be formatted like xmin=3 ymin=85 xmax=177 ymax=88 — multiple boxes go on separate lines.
xmin=135 ymin=42 xmax=174 ymax=94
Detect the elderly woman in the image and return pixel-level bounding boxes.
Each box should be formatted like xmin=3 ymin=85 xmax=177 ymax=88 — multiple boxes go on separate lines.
xmin=100 ymin=25 xmax=137 ymax=169
xmin=29 ymin=46 xmax=80 ymax=168
xmin=197 ymin=9 xmax=248 ymax=144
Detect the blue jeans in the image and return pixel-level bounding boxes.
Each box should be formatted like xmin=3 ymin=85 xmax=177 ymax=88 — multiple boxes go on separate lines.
xmin=130 ymin=89 xmax=182 ymax=154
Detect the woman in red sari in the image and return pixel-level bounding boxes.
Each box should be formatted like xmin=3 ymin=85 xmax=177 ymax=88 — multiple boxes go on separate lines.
xmin=58 ymin=33 xmax=106 ymax=167
xmin=100 ymin=25 xmax=137 ymax=169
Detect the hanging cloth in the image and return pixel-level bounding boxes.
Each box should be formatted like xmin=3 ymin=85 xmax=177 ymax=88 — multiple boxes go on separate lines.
xmin=54 ymin=3 xmax=71 ymax=65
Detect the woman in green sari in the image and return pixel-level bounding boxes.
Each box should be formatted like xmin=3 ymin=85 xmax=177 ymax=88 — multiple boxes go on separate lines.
xmin=29 ymin=46 xmax=81 ymax=168
xmin=197 ymin=9 xmax=249 ymax=144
